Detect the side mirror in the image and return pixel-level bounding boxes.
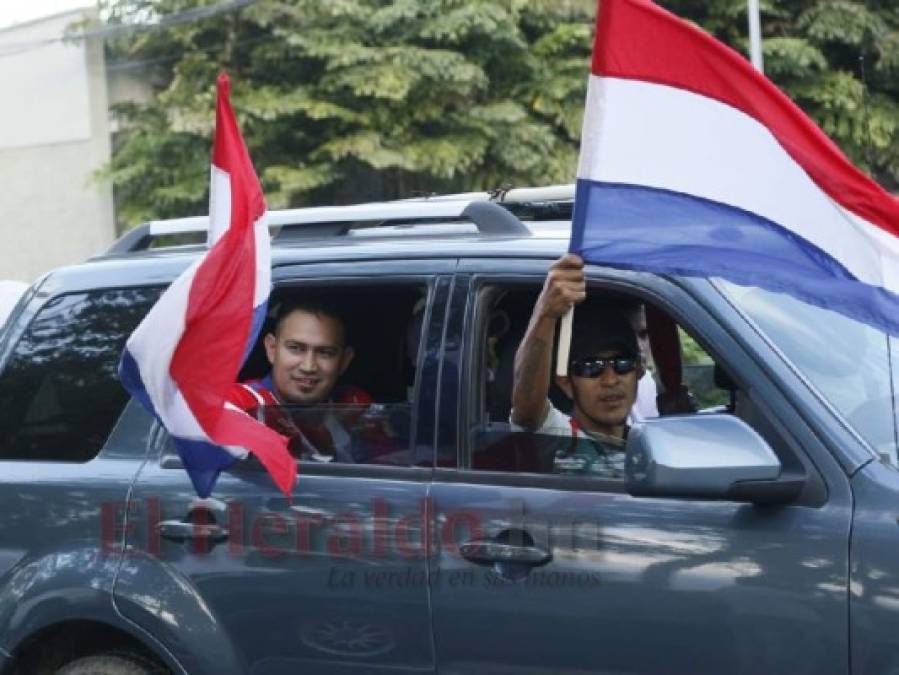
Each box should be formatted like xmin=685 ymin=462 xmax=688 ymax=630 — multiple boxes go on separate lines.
xmin=625 ymin=414 xmax=803 ymax=504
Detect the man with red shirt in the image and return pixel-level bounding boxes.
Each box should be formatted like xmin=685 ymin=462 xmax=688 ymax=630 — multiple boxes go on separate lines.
xmin=229 ymin=299 xmax=370 ymax=462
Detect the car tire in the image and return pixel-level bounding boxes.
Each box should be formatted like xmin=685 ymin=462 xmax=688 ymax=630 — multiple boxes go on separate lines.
xmin=55 ymin=652 xmax=167 ymax=675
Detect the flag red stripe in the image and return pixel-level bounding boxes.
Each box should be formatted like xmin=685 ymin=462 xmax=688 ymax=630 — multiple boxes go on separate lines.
xmin=592 ymin=0 xmax=899 ymax=237
xmin=213 ymin=409 xmax=296 ymax=495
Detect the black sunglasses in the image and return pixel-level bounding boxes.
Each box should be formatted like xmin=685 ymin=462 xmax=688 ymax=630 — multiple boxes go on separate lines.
xmin=569 ymin=356 xmax=638 ymax=377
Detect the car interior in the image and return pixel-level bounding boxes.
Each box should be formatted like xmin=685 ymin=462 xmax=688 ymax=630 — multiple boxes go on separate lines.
xmin=230 ymin=279 xmax=815 ymax=489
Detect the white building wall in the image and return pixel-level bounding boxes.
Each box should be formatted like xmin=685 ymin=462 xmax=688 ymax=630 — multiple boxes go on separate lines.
xmin=0 ymin=9 xmax=115 ymax=283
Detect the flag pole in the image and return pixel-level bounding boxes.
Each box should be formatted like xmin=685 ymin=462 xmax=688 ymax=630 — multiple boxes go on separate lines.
xmin=747 ymin=0 xmax=764 ymax=73
xmin=556 ymin=306 xmax=574 ymax=377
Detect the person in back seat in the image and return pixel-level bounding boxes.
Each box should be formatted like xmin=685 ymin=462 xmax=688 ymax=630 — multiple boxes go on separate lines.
xmin=228 ymin=299 xmax=370 ymax=462
xmin=510 ymin=255 xmax=643 ymax=478
xmin=623 ymin=301 xmax=659 ymax=423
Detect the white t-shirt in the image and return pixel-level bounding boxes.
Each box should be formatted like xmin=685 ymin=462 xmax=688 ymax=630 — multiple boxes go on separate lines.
xmin=511 ymin=402 xmax=579 ymax=437
xmin=629 ymin=372 xmax=659 ymax=424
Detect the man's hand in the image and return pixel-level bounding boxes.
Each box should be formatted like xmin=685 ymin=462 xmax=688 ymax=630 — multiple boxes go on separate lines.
xmin=534 ymin=254 xmax=586 ymax=321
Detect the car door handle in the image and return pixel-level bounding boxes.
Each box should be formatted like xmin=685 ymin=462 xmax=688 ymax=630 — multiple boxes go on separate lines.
xmin=459 ymin=540 xmax=552 ymax=567
xmin=156 ymin=519 xmax=229 ymax=543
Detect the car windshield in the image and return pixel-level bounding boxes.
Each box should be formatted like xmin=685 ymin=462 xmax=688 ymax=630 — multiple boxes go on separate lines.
xmin=714 ymin=279 xmax=898 ymax=464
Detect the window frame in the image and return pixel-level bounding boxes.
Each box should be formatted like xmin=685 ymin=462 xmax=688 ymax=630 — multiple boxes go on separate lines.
xmin=0 ymin=283 xmax=165 ymax=463
xmin=156 ymin=265 xmax=453 ymax=478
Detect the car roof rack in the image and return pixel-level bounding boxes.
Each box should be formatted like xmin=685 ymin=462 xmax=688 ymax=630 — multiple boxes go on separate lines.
xmin=401 ymin=183 xmax=575 ymax=204
xmin=105 ymin=198 xmax=531 ymax=255
xmin=403 ymin=184 xmax=575 ymax=223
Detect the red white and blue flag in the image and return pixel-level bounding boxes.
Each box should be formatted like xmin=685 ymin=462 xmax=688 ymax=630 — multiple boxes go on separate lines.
xmin=119 ymin=73 xmax=295 ymax=498
xmin=572 ymin=0 xmax=899 ymax=333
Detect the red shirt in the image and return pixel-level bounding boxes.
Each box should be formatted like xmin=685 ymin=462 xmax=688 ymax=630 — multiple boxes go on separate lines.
xmin=227 ymin=376 xmax=372 ymax=461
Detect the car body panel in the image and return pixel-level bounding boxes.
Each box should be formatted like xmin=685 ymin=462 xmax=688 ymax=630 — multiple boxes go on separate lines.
xmin=0 ymin=390 xmax=156 ymax=661
xmin=848 ymin=460 xmax=899 ymax=675
xmin=430 ymin=478 xmax=851 ymax=675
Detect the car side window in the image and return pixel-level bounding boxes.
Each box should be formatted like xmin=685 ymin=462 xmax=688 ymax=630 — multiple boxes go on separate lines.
xmin=468 ymin=283 xmax=753 ymax=479
xmin=233 ymin=282 xmax=431 ymax=468
xmin=0 ymin=287 xmax=162 ymax=462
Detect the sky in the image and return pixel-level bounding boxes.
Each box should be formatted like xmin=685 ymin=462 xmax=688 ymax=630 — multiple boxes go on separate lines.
xmin=0 ymin=0 xmax=93 ymax=30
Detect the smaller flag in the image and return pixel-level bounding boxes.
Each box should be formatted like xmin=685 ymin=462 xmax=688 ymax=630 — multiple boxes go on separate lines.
xmin=119 ymin=73 xmax=296 ymax=498
xmin=571 ymin=0 xmax=899 ymax=335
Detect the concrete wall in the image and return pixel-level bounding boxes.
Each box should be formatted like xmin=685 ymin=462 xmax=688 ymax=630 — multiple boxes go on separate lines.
xmin=0 ymin=8 xmax=116 ymax=283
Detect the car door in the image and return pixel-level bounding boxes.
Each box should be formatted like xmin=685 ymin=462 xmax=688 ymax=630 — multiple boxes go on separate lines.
xmin=115 ymin=261 xmax=454 ymax=675
xmin=428 ymin=260 xmax=853 ymax=675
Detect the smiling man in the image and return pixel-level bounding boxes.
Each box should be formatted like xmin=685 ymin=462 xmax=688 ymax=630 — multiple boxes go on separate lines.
xmin=262 ymin=301 xmax=355 ymax=406
xmin=510 ymin=255 xmax=643 ymax=477
xmin=229 ymin=299 xmax=370 ymax=461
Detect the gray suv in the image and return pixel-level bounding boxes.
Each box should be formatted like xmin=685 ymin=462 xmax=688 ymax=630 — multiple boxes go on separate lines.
xmin=0 ymin=187 xmax=896 ymax=674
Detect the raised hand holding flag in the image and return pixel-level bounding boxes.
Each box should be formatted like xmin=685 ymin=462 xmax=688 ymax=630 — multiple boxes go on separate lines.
xmin=119 ymin=73 xmax=296 ymax=498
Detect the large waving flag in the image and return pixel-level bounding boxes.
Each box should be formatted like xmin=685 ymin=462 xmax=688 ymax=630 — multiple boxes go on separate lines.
xmin=119 ymin=73 xmax=295 ymax=498
xmin=572 ymin=0 xmax=899 ymax=334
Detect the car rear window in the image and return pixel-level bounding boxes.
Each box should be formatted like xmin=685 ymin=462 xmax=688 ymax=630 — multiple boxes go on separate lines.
xmin=0 ymin=287 xmax=161 ymax=462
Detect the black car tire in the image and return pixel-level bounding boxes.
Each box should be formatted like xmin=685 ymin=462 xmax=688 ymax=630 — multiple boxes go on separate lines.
xmin=55 ymin=652 xmax=167 ymax=675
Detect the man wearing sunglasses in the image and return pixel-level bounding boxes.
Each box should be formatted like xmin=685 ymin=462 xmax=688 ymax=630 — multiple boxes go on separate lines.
xmin=510 ymin=255 xmax=643 ymax=476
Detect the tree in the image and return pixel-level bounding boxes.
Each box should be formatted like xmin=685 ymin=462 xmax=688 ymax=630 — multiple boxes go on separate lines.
xmin=98 ymin=0 xmax=594 ymax=225
xmin=98 ymin=0 xmax=899 ymax=227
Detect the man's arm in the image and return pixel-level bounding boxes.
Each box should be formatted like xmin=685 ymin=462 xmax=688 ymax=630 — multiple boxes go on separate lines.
xmin=511 ymin=255 xmax=586 ymax=430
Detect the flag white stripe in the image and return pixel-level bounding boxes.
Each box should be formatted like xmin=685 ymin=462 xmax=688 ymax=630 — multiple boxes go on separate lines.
xmin=126 ymin=256 xmax=205 ymax=439
xmin=578 ymin=75 xmax=895 ymax=291
xmin=208 ymin=165 xmax=232 ymax=247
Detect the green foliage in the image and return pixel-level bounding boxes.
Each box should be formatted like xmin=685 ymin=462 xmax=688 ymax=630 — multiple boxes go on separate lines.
xmin=99 ymin=0 xmax=594 ymax=225
xmin=99 ymin=0 xmax=899 ymax=227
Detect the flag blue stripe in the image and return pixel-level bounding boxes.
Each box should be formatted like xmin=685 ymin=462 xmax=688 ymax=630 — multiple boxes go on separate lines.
xmin=172 ymin=437 xmax=238 ymax=498
xmin=120 ymin=347 xmax=236 ymax=498
xmin=119 ymin=349 xmax=159 ymax=419
xmin=572 ymin=179 xmax=899 ymax=335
